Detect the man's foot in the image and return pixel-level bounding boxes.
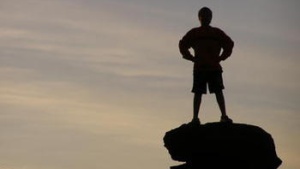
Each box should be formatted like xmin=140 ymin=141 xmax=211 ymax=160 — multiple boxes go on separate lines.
xmin=220 ymin=115 xmax=233 ymax=123
xmin=190 ymin=117 xmax=201 ymax=125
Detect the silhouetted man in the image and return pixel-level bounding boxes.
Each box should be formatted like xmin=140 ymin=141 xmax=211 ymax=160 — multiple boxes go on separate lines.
xmin=179 ymin=7 xmax=234 ymax=124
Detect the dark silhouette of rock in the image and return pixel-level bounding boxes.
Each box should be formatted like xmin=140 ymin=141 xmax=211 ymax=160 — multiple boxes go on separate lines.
xmin=164 ymin=122 xmax=282 ymax=169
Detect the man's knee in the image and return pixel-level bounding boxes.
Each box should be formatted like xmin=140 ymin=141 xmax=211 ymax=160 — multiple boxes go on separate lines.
xmin=194 ymin=92 xmax=202 ymax=97
xmin=194 ymin=93 xmax=203 ymax=101
xmin=214 ymin=90 xmax=223 ymax=95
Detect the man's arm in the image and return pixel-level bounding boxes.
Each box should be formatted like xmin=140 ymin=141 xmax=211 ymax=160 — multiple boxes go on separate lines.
xmin=179 ymin=30 xmax=195 ymax=62
xmin=218 ymin=30 xmax=234 ymax=61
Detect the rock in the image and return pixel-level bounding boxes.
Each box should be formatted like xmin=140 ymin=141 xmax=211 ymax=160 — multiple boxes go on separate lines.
xmin=164 ymin=122 xmax=282 ymax=169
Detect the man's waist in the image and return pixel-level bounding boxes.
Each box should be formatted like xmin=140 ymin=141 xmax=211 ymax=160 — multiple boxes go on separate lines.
xmin=193 ymin=63 xmax=222 ymax=71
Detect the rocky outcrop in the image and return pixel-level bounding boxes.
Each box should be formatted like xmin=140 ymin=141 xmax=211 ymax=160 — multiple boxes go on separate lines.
xmin=164 ymin=122 xmax=282 ymax=169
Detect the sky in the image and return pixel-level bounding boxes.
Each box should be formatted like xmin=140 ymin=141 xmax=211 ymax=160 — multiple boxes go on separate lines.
xmin=0 ymin=0 xmax=299 ymax=169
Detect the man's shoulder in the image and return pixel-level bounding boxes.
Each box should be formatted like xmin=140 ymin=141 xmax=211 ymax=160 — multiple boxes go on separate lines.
xmin=184 ymin=26 xmax=228 ymax=39
xmin=210 ymin=26 xmax=226 ymax=34
xmin=186 ymin=27 xmax=200 ymax=34
xmin=188 ymin=26 xmax=224 ymax=33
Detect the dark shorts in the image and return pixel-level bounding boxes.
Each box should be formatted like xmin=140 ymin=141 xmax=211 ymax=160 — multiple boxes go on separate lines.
xmin=192 ymin=71 xmax=224 ymax=94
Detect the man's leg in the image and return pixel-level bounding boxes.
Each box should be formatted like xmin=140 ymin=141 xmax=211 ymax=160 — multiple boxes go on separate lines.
xmin=193 ymin=92 xmax=202 ymax=120
xmin=215 ymin=91 xmax=232 ymax=122
xmin=215 ymin=91 xmax=226 ymax=116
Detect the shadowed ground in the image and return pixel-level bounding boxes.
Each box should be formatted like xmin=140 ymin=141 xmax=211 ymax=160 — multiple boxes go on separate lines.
xmin=164 ymin=122 xmax=282 ymax=169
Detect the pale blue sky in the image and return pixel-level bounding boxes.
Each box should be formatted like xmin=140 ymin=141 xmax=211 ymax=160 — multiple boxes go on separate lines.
xmin=0 ymin=0 xmax=299 ymax=169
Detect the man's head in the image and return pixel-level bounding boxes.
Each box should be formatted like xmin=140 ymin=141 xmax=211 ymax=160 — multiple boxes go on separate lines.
xmin=198 ymin=7 xmax=212 ymax=26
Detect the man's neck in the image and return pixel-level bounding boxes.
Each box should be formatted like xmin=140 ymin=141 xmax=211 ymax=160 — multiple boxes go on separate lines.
xmin=200 ymin=25 xmax=211 ymax=28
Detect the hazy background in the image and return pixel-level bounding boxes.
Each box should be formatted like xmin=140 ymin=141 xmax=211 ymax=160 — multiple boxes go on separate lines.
xmin=0 ymin=0 xmax=299 ymax=169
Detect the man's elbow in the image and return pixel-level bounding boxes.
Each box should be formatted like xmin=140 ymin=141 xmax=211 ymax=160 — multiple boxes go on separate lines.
xmin=225 ymin=41 xmax=234 ymax=56
xmin=182 ymin=55 xmax=190 ymax=60
xmin=179 ymin=40 xmax=185 ymax=50
xmin=229 ymin=40 xmax=234 ymax=49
